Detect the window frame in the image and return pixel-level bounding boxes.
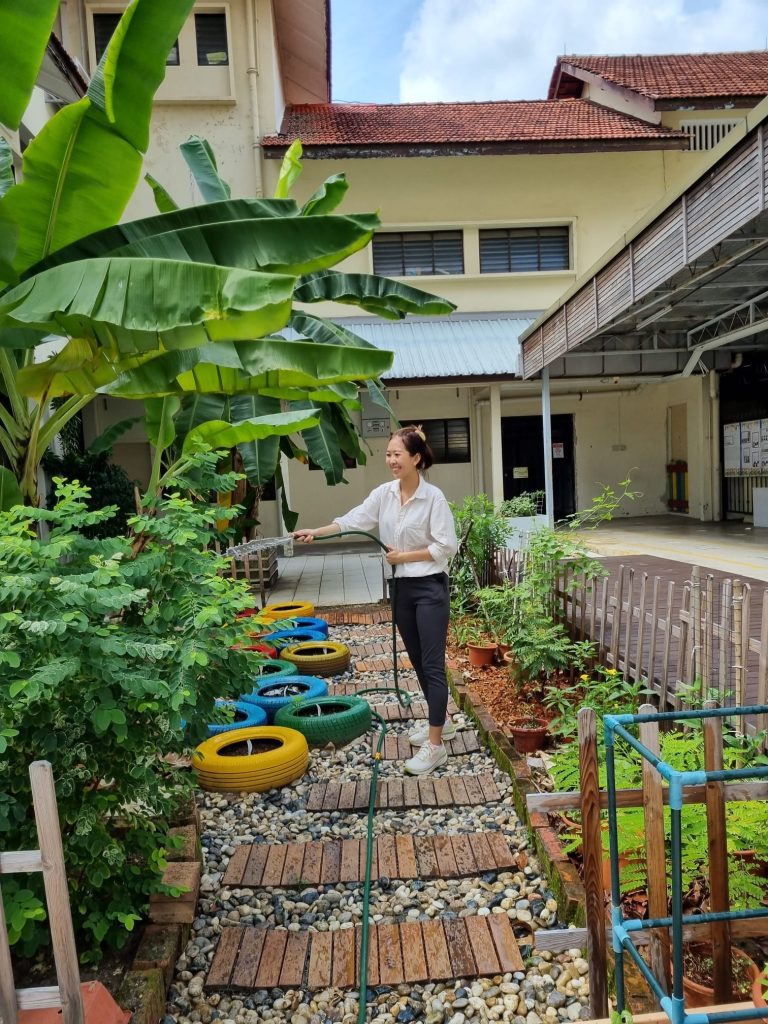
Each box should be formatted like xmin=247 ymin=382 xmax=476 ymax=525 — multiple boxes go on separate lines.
xmin=194 ymin=10 xmax=230 ymax=67
xmin=91 ymin=10 xmax=179 ymax=65
xmin=399 ymin=418 xmax=471 ymax=465
xmin=372 ymin=230 xmax=465 ymax=278
xmin=479 ymin=225 xmax=571 ymax=275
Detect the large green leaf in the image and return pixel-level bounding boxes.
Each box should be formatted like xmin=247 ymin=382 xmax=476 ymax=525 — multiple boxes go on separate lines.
xmin=88 ymin=416 xmax=141 ymax=454
xmin=290 ymin=312 xmax=376 ymax=349
xmin=14 ymin=337 xmax=118 ymax=400
xmin=0 ymin=466 xmax=23 ymax=510
xmin=274 ymin=140 xmax=303 ymax=199
xmin=301 ymin=174 xmax=349 ymax=216
xmin=144 ymin=173 xmax=179 ymax=213
xmin=0 ymin=138 xmax=15 ymax=199
xmin=180 ymin=135 xmax=231 ymax=203
xmin=0 ymin=0 xmax=60 ymax=131
xmin=229 ymin=395 xmax=282 ymax=484
xmin=294 ymin=270 xmax=456 ymax=319
xmin=87 ymin=0 xmax=196 ymax=151
xmin=183 ymin=408 xmax=321 ymax=453
xmin=292 ymin=401 xmax=345 ymax=484
xmin=0 ymin=259 xmax=296 ymax=353
xmin=144 ymin=395 xmax=180 ymax=450
xmin=174 ymin=393 xmax=228 ymax=436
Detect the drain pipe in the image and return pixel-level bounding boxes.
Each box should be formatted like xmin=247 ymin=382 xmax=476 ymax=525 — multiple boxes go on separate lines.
xmin=245 ymin=0 xmax=264 ymax=197
xmin=709 ymin=370 xmax=721 ymax=521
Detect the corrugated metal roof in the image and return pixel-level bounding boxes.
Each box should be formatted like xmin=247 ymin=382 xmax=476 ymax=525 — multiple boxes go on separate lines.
xmin=338 ymin=313 xmax=535 ymax=381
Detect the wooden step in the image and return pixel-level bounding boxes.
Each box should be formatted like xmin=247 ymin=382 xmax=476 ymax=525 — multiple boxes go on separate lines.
xmin=347 ymin=640 xmax=406 ymax=657
xmin=373 ymin=729 xmax=481 ymax=759
xmin=305 ymin=771 xmax=501 ymax=812
xmin=223 ymin=830 xmax=518 ymax=888
xmin=368 ymin=697 xmax=459 ymax=721
xmin=326 ymin=680 xmax=418 ymax=697
xmin=355 ymin=654 xmax=412 ymax=673
xmin=206 ymin=915 xmax=524 ymax=992
xmin=318 ymin=607 xmax=393 ymax=625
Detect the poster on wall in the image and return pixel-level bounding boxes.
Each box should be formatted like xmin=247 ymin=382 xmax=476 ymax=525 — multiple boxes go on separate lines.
xmin=761 ymin=419 xmax=768 ymax=472
xmin=741 ymin=420 xmax=760 ymax=472
xmin=723 ymin=422 xmax=741 ymax=477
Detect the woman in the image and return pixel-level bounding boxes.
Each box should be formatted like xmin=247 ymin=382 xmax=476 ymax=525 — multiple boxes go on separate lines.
xmin=293 ymin=425 xmax=458 ymax=776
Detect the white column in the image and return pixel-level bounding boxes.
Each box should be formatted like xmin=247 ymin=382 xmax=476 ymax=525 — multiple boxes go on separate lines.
xmin=542 ymin=368 xmax=555 ymax=527
xmin=489 ymin=383 xmax=504 ymax=505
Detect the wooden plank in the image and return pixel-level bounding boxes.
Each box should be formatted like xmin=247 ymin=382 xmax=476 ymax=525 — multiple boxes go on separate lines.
xmin=444 ymin=918 xmax=476 ymax=979
xmin=485 ymin=832 xmax=516 ymax=870
xmin=463 ymin=775 xmax=485 ymax=805
xmin=377 ymin=834 xmax=398 ymax=879
xmin=282 ymin=844 xmax=306 ymax=888
xmin=525 ymin=779 xmax=768 ymax=813
xmin=488 ymin=914 xmax=525 ymax=972
xmin=448 ymin=777 xmax=470 ymax=806
xmin=322 ymin=782 xmax=341 ymax=812
xmin=306 ymin=782 xmax=327 ymax=812
xmin=340 ymin=839 xmax=362 ymax=883
xmin=261 ymin=844 xmax=288 ymax=888
xmin=639 ymin=705 xmax=670 ymax=995
xmin=279 ymin=930 xmax=310 ymax=988
xmin=433 ymin=777 xmax=453 ymax=807
xmin=403 ymin=777 xmax=420 ymax=808
xmin=338 ymin=782 xmax=358 ymax=811
xmin=375 ymin=778 xmax=387 ymax=810
xmin=433 ymin=834 xmax=458 ymax=878
xmin=206 ymin=927 xmax=243 ymax=988
xmin=463 ymin=731 xmax=481 ymax=754
xmin=465 ymin=916 xmax=501 ymax=976
xmin=242 ymin=844 xmax=269 ymax=888
xmin=414 ymin=836 xmax=439 ymax=879
xmin=468 ymin=833 xmax=497 ymax=873
xmin=478 ymin=774 xmax=500 ymax=803
xmin=331 ymin=928 xmax=357 ymax=989
xmin=420 ymin=918 xmax=452 ymax=980
xmin=300 ymin=841 xmax=323 ymax=887
xmin=400 ymin=921 xmax=428 ymax=983
xmin=365 ymin=837 xmax=378 ymax=882
xmin=578 ymin=707 xmax=607 ymax=1019
xmin=378 ymin=923 xmax=404 ymax=986
xmin=387 ymin=778 xmax=404 ymax=810
xmin=307 ymin=931 xmax=333 ymax=990
xmin=356 ymin=923 xmax=379 ymax=987
xmin=703 ymin=701 xmax=731 ymax=1004
xmin=383 ymin=734 xmax=399 ymax=760
xmin=451 ymin=834 xmax=477 ymax=877
xmin=449 ymin=732 xmax=466 ymax=754
xmin=356 ymin=779 xmax=371 ymax=810
xmin=254 ymin=930 xmax=288 ymax=989
xmin=231 ymin=927 xmax=267 ymax=991
xmin=394 ymin=834 xmax=418 ymax=880
xmin=223 ymin=844 xmax=250 ymax=885
xmin=418 ymin=779 xmax=437 ymax=807
xmin=320 ymin=841 xmax=342 ymax=885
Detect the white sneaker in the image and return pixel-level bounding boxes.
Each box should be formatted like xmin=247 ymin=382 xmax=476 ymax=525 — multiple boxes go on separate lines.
xmin=409 ymin=720 xmax=456 ymax=746
xmin=404 ymin=741 xmax=448 ymax=776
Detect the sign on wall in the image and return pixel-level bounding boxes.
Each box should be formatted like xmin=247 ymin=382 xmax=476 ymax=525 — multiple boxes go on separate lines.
xmin=724 ymin=420 xmax=768 ymax=476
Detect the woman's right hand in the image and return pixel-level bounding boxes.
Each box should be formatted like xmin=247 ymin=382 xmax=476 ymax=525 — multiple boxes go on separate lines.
xmin=293 ymin=529 xmax=315 ymax=543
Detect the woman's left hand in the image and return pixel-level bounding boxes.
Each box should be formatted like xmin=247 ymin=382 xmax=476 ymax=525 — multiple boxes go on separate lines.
xmin=385 ymin=547 xmax=407 ymax=565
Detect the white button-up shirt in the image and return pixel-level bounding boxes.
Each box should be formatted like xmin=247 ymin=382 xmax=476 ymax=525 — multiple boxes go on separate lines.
xmin=334 ymin=477 xmax=458 ymax=578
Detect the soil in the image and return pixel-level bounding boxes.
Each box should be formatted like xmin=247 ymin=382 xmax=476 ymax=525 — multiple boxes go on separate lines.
xmin=296 ymin=703 xmax=347 ymax=717
xmin=219 ymin=737 xmax=282 ymax=756
xmin=683 ymin=944 xmax=756 ymax=997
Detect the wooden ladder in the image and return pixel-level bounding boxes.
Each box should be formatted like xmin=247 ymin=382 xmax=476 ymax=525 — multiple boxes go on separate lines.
xmin=0 ymin=760 xmax=84 ymax=1024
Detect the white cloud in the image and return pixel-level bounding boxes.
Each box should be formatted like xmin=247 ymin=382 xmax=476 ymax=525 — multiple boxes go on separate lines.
xmin=399 ymin=0 xmax=768 ymax=102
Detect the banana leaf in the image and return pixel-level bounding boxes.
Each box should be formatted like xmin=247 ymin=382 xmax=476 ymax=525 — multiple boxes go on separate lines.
xmin=290 ymin=401 xmax=345 ymax=484
xmin=15 ymin=341 xmax=121 ymax=400
xmin=294 ymin=269 xmax=456 ymax=318
xmin=229 ymin=395 xmax=282 ymax=484
xmin=274 ymin=140 xmax=303 ymax=199
xmin=144 ymin=173 xmax=179 ymax=213
xmin=290 ymin=312 xmax=377 ymax=349
xmin=88 ymin=416 xmax=141 ymax=454
xmin=180 ymin=135 xmax=231 ymax=202
xmin=0 ymin=0 xmax=59 ymax=130
xmin=183 ymin=407 xmax=321 ymax=453
xmin=301 ymin=173 xmax=349 ymax=216
xmin=0 ymin=139 xmax=15 ymax=199
xmin=144 ymin=395 xmax=180 ymax=450
xmin=0 ymin=466 xmax=23 ymax=511
xmin=275 ymin=460 xmax=298 ymax=531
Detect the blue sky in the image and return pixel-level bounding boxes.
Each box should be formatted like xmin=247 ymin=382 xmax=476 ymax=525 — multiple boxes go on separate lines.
xmin=331 ymin=0 xmax=768 ymax=104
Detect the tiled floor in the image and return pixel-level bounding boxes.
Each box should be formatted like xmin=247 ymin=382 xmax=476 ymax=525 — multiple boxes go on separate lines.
xmin=265 ymin=545 xmax=387 ymax=606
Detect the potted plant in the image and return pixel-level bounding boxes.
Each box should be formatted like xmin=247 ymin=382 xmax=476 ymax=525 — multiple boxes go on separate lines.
xmin=752 ymin=966 xmax=767 ymax=1008
xmin=465 ymin=625 xmax=498 ymax=667
xmin=680 ymin=943 xmax=759 ymax=1008
xmin=508 ymin=715 xmax=550 ymax=753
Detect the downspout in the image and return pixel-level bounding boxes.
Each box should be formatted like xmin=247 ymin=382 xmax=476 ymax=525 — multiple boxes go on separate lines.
xmin=709 ymin=370 xmax=721 ymax=522
xmin=542 ymin=368 xmax=555 ymax=528
xmin=474 ymin=391 xmax=485 ymax=494
xmin=245 ymin=0 xmax=264 ymax=197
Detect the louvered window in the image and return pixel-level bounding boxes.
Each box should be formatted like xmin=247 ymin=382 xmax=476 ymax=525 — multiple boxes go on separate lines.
xmin=401 ymin=418 xmax=471 ymax=464
xmin=479 ymin=227 xmax=570 ymax=273
xmin=372 ymin=231 xmax=464 ymax=277
xmin=195 ymin=12 xmax=229 ymax=66
xmin=93 ymin=12 xmax=179 ymax=64
xmin=680 ymin=119 xmax=739 ymax=151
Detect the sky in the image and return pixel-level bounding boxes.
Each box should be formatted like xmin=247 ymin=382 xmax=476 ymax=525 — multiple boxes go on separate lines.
xmin=330 ymin=0 xmax=768 ymax=104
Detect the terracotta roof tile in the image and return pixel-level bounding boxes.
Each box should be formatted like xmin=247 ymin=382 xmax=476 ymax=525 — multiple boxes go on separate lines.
xmin=551 ymin=51 xmax=768 ymax=101
xmin=263 ymin=98 xmax=686 ymax=150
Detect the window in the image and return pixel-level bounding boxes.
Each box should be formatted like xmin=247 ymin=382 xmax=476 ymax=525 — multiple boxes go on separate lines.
xmin=680 ymin=119 xmax=739 ymax=152
xmin=372 ymin=231 xmax=464 ymax=277
xmin=195 ymin=12 xmax=229 ymax=66
xmin=479 ymin=227 xmax=570 ymax=274
xmin=401 ymin=418 xmax=471 ymax=464
xmin=93 ymin=12 xmax=179 ymax=65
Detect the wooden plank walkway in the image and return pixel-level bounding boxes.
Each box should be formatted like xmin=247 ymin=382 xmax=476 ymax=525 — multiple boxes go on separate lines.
xmin=369 ymin=697 xmax=459 ymax=721
xmin=354 ymin=654 xmax=412 ymax=672
xmin=327 ymin=679 xmax=421 ymax=697
xmin=206 ymin=915 xmax=524 ymax=992
xmin=223 ymin=831 xmax=518 ymax=888
xmin=318 ymin=607 xmax=392 ymax=625
xmin=373 ymin=729 xmax=481 ymax=759
xmin=305 ymin=772 xmax=501 ymax=812
xmin=347 ymin=639 xmax=406 ymax=657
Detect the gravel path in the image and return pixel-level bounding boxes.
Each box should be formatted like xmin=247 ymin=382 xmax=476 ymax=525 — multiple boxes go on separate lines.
xmin=164 ymin=621 xmax=590 ymax=1024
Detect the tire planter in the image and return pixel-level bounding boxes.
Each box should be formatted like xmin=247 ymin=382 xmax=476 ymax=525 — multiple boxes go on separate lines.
xmin=275 ymin=695 xmax=372 ymax=747
xmin=193 ymin=726 xmax=309 ymax=793
xmin=261 ymin=601 xmax=315 ymax=623
xmin=251 ymin=659 xmax=299 ymax=681
xmin=242 ymin=675 xmax=328 ymax=721
xmin=260 ymin=628 xmax=326 ymax=650
xmin=237 ymin=642 xmax=279 ymax=660
xmin=291 ymin=616 xmax=329 ymax=638
xmin=206 ymin=699 xmax=267 ymax=736
xmin=281 ymin=641 xmax=351 ymax=677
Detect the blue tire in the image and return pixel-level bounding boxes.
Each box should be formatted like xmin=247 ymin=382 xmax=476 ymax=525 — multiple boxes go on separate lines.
xmin=242 ymin=675 xmax=329 ymax=722
xmin=260 ymin=628 xmax=326 ymax=650
xmin=291 ymin=617 xmax=329 ymax=638
xmin=251 ymin=659 xmax=299 ymax=682
xmin=206 ymin=700 xmax=267 ymax=736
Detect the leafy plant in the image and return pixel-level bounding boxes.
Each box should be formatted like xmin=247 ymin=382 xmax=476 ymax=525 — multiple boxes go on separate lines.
xmin=449 ymin=494 xmax=511 ymax=614
xmin=0 ymin=461 xmax=262 ymax=960
xmin=500 ymin=491 xmax=544 ymax=517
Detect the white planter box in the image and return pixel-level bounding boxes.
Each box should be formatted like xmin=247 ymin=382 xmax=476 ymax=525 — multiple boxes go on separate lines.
xmin=504 ymin=515 xmax=548 ymax=551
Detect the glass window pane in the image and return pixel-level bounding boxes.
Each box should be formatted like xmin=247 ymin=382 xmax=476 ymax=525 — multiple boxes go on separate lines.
xmin=93 ymin=13 xmax=121 ymax=62
xmin=480 ymin=227 xmax=569 ymax=273
xmin=373 ymin=231 xmax=463 ymax=276
xmin=195 ymin=12 xmax=229 ymax=66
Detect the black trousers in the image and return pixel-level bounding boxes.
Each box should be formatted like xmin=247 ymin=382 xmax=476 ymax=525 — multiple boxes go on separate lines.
xmin=393 ymin=573 xmax=450 ymax=728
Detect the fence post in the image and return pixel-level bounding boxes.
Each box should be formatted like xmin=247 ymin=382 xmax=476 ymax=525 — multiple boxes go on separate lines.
xmin=719 ymin=578 xmax=732 ymax=704
xmin=0 ymin=884 xmax=18 ymax=1024
xmin=758 ymin=590 xmax=768 ymax=739
xmin=702 ymin=701 xmax=731 ymax=1004
xmin=703 ymin=574 xmax=714 ymax=692
xmin=691 ymin=565 xmax=702 ymax=691
xmin=611 ymin=566 xmax=625 ymax=669
xmin=623 ymin=567 xmax=635 ymax=677
xmin=648 ymin=576 xmax=660 ymax=696
xmin=661 ymin=581 xmax=675 ymax=709
xmin=732 ymin=579 xmax=745 ymax=707
xmin=598 ymin=577 xmax=609 ymax=663
xmin=638 ymin=703 xmax=670 ymax=993
xmin=578 ymin=707 xmax=608 ymax=1019
xmin=634 ymin=573 xmax=648 ymax=685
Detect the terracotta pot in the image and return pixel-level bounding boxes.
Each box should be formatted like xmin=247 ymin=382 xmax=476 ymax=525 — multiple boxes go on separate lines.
xmin=508 ymin=716 xmax=549 ymax=753
xmin=467 ymin=641 xmax=497 ymax=667
xmin=680 ymin=944 xmax=759 ymax=1008
xmin=497 ymin=641 xmax=511 ymax=658
xmin=502 ymin=649 xmax=522 ymax=680
xmin=752 ymin=968 xmax=767 ymax=1008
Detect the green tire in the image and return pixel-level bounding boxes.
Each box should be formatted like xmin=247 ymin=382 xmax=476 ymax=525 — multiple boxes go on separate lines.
xmin=274 ymin=695 xmax=372 ymax=747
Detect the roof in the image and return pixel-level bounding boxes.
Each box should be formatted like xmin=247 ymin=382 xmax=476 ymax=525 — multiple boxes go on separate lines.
xmin=312 ymin=313 xmax=534 ymax=382
xmin=262 ymin=99 xmax=689 ymax=156
xmin=40 ymin=34 xmax=88 ymax=103
xmin=273 ymin=0 xmax=330 ymax=105
xmin=549 ymin=51 xmax=768 ymax=103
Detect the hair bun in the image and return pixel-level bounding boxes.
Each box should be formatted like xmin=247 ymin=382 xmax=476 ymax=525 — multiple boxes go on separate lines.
xmin=414 ymin=427 xmax=426 ymax=441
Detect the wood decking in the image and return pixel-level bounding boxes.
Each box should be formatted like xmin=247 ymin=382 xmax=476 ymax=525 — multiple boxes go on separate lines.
xmin=305 ymin=772 xmax=502 ymax=812
xmin=372 ymin=728 xmax=481 ymax=759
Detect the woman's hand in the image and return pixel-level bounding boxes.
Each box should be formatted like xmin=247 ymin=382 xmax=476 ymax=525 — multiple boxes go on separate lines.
xmin=293 ymin=529 xmax=316 ymax=544
xmin=385 ymin=547 xmax=408 ymax=565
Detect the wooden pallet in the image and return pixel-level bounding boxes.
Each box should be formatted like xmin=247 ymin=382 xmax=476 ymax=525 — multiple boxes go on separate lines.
xmin=373 ymin=729 xmax=481 ymax=759
xmin=354 ymin=654 xmax=412 ymax=672
xmin=305 ymin=772 xmax=501 ymax=812
xmin=223 ymin=830 xmax=518 ymax=888
xmin=206 ymin=914 xmax=524 ymax=992
xmin=347 ymin=640 xmax=405 ymax=657
xmin=318 ymin=607 xmax=392 ymax=625
xmin=369 ymin=697 xmax=459 ymax=721
xmin=326 ymin=680 xmax=416 ymax=697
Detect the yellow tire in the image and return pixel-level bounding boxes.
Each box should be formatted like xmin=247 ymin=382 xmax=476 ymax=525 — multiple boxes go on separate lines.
xmin=192 ymin=726 xmax=309 ymax=793
xmin=281 ymin=641 xmax=351 ymax=677
xmin=261 ymin=601 xmax=315 ymax=623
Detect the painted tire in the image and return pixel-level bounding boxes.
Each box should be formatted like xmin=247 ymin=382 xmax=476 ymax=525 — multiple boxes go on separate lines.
xmin=192 ymin=726 xmax=309 ymax=792
xmin=261 ymin=601 xmax=315 ymax=623
xmin=260 ymin=628 xmax=326 ymax=650
xmin=236 ymin=642 xmax=278 ymax=660
xmin=242 ymin=675 xmax=328 ymax=721
xmin=281 ymin=641 xmax=351 ymax=677
xmin=292 ymin=617 xmax=329 ymax=638
xmin=206 ymin=700 xmax=267 ymax=736
xmin=251 ymin=659 xmax=299 ymax=681
xmin=274 ymin=696 xmax=372 ymax=747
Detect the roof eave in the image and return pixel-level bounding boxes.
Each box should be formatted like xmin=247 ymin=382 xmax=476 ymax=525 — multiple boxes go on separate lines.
xmin=262 ymin=137 xmax=690 ymax=158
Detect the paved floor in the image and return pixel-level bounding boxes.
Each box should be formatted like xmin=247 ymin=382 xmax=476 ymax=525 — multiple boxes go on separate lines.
xmin=265 ymin=542 xmax=387 ymax=607
xmin=574 ymin=515 xmax=768 ymax=582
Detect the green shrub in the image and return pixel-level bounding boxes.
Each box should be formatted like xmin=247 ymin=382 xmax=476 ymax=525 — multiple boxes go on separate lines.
xmin=0 ymin=475 xmax=257 ymax=960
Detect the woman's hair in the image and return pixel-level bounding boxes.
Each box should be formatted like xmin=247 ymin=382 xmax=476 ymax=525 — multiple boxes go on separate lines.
xmin=391 ymin=424 xmax=434 ymax=471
